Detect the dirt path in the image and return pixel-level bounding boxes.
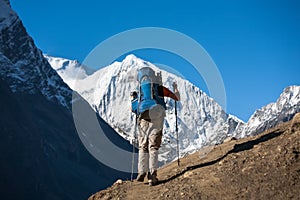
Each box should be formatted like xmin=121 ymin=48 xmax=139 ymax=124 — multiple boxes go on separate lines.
xmin=89 ymin=117 xmax=300 ymax=200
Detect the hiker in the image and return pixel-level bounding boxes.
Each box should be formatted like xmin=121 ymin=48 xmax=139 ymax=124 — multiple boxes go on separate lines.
xmin=130 ymin=67 xmax=180 ymax=186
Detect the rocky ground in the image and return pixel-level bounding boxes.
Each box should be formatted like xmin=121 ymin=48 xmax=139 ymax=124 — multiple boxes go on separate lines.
xmin=89 ymin=113 xmax=300 ymax=200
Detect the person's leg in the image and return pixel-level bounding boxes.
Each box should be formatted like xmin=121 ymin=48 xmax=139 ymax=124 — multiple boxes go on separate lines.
xmin=148 ymin=129 xmax=162 ymax=174
xmin=136 ymin=119 xmax=150 ymax=181
xmin=148 ymin=117 xmax=164 ymax=185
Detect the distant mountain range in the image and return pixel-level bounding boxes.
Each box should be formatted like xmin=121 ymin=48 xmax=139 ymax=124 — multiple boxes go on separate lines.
xmin=233 ymin=85 xmax=300 ymax=138
xmin=46 ymin=54 xmax=300 ymax=165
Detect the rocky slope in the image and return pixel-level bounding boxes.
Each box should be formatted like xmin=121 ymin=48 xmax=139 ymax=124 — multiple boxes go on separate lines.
xmin=89 ymin=113 xmax=300 ymax=200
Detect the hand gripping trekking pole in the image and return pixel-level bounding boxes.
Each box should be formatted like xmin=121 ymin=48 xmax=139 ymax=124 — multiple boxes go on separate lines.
xmin=173 ymin=82 xmax=180 ymax=167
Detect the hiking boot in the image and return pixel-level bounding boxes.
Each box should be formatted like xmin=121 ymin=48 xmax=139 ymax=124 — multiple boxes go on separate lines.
xmin=136 ymin=173 xmax=146 ymax=182
xmin=148 ymin=177 xmax=158 ymax=186
xmin=148 ymin=171 xmax=158 ymax=186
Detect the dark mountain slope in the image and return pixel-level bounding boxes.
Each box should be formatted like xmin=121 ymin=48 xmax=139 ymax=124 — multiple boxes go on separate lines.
xmin=0 ymin=1 xmax=134 ymax=199
xmin=0 ymin=78 xmax=134 ymax=200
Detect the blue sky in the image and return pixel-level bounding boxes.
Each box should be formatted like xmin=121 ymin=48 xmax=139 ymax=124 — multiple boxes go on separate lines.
xmin=10 ymin=0 xmax=300 ymax=122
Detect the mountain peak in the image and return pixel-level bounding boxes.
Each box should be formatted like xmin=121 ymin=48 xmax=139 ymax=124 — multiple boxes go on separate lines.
xmin=45 ymin=55 xmax=96 ymax=90
xmin=48 ymin=54 xmax=244 ymax=164
xmin=0 ymin=3 xmax=72 ymax=109
xmin=285 ymin=85 xmax=300 ymax=92
xmin=282 ymin=85 xmax=300 ymax=101
xmin=3 ymin=0 xmax=10 ymax=7
xmin=234 ymin=85 xmax=300 ymax=138
xmin=120 ymin=54 xmax=152 ymax=71
xmin=0 ymin=0 xmax=17 ymax=29
xmin=123 ymin=54 xmax=138 ymax=62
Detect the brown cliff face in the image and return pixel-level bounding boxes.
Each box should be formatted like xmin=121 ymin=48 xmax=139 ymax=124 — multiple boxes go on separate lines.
xmin=89 ymin=114 xmax=300 ymax=200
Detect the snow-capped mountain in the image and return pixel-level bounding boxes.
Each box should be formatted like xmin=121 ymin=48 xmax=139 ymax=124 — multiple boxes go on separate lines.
xmin=49 ymin=54 xmax=244 ymax=164
xmin=0 ymin=1 xmax=132 ymax=199
xmin=0 ymin=0 xmax=71 ymax=108
xmin=49 ymin=54 xmax=300 ymax=165
xmin=233 ymin=85 xmax=300 ymax=138
xmin=45 ymin=55 xmax=95 ymax=90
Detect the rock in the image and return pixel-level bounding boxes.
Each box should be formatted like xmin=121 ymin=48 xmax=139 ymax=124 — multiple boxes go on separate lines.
xmin=115 ymin=179 xmax=123 ymax=185
xmin=218 ymin=160 xmax=224 ymax=165
xmin=223 ymin=137 xmax=237 ymax=143
xmin=290 ymin=113 xmax=300 ymax=132
xmin=277 ymin=146 xmax=282 ymax=152
xmin=241 ymin=166 xmax=253 ymax=173
xmin=183 ymin=171 xmax=194 ymax=178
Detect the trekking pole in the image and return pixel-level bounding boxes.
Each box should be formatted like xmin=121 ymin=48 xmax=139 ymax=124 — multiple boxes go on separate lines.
xmin=175 ymin=100 xmax=180 ymax=166
xmin=131 ymin=115 xmax=138 ymax=181
xmin=173 ymin=82 xmax=180 ymax=167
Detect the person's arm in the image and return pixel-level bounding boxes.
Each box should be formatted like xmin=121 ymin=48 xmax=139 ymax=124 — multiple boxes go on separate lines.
xmin=163 ymin=85 xmax=180 ymax=101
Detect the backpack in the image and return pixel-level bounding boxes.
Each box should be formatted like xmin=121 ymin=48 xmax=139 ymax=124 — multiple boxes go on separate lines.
xmin=131 ymin=67 xmax=166 ymax=119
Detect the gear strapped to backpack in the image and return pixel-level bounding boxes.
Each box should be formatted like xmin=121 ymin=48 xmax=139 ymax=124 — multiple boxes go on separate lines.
xmin=131 ymin=67 xmax=166 ymax=120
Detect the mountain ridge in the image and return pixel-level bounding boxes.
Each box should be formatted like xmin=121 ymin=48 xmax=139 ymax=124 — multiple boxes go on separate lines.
xmin=0 ymin=0 xmax=71 ymax=109
xmin=233 ymin=85 xmax=300 ymax=138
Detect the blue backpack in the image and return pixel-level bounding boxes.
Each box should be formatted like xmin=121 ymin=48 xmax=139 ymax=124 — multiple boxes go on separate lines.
xmin=131 ymin=67 xmax=166 ymax=119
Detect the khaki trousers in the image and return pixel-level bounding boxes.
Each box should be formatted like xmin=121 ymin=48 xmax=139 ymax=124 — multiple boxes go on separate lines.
xmin=138 ymin=116 xmax=164 ymax=174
